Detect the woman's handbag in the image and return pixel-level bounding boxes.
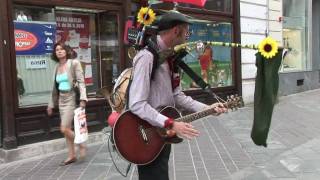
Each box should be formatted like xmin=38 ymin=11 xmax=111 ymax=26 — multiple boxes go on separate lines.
xmin=74 ymin=107 xmax=88 ymax=144
xmin=70 ymin=61 xmax=81 ymax=106
xmin=73 ymin=80 xmax=81 ymax=106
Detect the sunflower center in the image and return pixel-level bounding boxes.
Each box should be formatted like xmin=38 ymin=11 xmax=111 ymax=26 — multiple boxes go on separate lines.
xmin=143 ymin=13 xmax=150 ymax=21
xmin=264 ymin=44 xmax=272 ymax=52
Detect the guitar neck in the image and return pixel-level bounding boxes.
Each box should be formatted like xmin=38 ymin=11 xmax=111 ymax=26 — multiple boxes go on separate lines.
xmin=176 ymin=107 xmax=218 ymax=123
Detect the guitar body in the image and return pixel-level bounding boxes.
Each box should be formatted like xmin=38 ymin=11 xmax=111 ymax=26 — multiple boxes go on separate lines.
xmin=112 ymin=96 xmax=243 ymax=165
xmin=113 ymin=106 xmax=181 ymax=165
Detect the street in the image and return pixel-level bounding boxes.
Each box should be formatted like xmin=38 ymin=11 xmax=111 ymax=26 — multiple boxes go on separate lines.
xmin=1 ymin=89 xmax=320 ymax=180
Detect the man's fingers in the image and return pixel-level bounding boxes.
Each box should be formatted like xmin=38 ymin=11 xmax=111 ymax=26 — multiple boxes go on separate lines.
xmin=183 ymin=126 xmax=199 ymax=137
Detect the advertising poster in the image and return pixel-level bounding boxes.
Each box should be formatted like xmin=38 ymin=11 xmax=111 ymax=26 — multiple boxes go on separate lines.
xmin=181 ymin=22 xmax=232 ymax=89
xmin=14 ymin=21 xmax=56 ymax=55
xmin=55 ymin=13 xmax=93 ymax=85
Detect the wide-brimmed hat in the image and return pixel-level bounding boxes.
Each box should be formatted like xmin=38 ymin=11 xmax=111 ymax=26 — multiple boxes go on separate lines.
xmin=157 ymin=10 xmax=191 ymax=31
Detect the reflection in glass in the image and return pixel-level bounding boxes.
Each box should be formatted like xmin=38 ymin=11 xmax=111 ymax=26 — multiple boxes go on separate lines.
xmin=180 ymin=21 xmax=233 ymax=90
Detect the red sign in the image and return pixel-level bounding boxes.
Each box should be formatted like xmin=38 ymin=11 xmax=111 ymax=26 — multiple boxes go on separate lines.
xmin=14 ymin=30 xmax=38 ymax=51
xmin=161 ymin=0 xmax=207 ymax=7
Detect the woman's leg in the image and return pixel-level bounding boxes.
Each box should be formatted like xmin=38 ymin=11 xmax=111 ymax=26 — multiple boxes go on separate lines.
xmin=79 ymin=143 xmax=86 ymax=159
xmin=61 ymin=126 xmax=76 ymax=160
xmin=201 ymin=69 xmax=208 ymax=83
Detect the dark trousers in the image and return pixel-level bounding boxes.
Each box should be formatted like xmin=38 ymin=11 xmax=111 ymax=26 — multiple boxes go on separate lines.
xmin=138 ymin=144 xmax=171 ymax=180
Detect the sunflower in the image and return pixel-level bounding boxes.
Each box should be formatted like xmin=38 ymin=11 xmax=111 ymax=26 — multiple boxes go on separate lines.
xmin=137 ymin=7 xmax=156 ymax=26
xmin=258 ymin=37 xmax=278 ymax=59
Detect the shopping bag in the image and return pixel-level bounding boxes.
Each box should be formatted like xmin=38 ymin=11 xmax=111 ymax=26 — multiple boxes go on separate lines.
xmin=74 ymin=107 xmax=88 ymax=144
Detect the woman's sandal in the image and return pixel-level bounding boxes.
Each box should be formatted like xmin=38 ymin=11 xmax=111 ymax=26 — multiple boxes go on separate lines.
xmin=59 ymin=157 xmax=77 ymax=166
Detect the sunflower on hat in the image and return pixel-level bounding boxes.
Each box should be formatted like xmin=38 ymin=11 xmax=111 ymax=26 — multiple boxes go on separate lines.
xmin=137 ymin=7 xmax=156 ymax=26
xmin=258 ymin=37 xmax=278 ymax=59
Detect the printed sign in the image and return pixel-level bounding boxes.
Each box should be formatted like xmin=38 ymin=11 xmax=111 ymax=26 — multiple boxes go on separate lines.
xmin=14 ymin=22 xmax=56 ymax=55
xmin=55 ymin=13 xmax=91 ymax=63
xmin=25 ymin=59 xmax=47 ymax=69
xmin=56 ymin=13 xmax=93 ymax=86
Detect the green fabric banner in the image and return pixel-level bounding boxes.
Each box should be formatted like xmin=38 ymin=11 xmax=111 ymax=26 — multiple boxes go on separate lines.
xmin=251 ymin=49 xmax=283 ymax=147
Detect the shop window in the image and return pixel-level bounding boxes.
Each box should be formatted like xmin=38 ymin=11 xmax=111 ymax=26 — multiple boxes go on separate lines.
xmin=281 ymin=0 xmax=309 ymax=72
xmin=179 ymin=0 xmax=232 ymax=13
xmin=181 ymin=21 xmax=233 ymax=90
xmin=13 ymin=5 xmax=119 ymax=107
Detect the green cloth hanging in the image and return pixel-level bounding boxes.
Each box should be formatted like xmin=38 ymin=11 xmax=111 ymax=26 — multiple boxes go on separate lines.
xmin=251 ymin=49 xmax=283 ymax=147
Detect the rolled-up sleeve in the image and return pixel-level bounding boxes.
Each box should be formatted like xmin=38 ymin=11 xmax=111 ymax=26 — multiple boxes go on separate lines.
xmin=128 ymin=51 xmax=168 ymax=128
xmin=173 ymin=86 xmax=209 ymax=112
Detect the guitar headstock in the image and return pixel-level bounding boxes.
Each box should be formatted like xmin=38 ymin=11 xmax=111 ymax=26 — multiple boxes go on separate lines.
xmin=225 ymin=94 xmax=244 ymax=110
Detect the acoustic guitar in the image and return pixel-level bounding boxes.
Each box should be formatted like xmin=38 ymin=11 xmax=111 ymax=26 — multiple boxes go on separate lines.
xmin=112 ymin=95 xmax=243 ymax=165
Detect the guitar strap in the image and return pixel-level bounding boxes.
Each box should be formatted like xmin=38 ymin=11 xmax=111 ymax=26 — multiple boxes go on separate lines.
xmin=172 ymin=49 xmax=215 ymax=95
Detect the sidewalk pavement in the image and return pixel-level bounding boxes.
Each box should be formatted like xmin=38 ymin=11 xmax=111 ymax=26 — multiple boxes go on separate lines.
xmin=1 ymin=89 xmax=320 ymax=180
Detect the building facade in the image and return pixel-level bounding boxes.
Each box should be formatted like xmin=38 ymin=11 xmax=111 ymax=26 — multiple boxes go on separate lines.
xmin=241 ymin=0 xmax=320 ymax=103
xmin=0 ymin=0 xmax=242 ymax=149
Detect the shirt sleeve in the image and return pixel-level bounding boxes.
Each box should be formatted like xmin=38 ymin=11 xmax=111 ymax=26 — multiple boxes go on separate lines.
xmin=128 ymin=50 xmax=168 ymax=128
xmin=173 ymin=86 xmax=209 ymax=112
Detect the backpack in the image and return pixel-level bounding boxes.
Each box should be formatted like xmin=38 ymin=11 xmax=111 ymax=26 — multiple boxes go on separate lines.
xmin=109 ymin=37 xmax=162 ymax=113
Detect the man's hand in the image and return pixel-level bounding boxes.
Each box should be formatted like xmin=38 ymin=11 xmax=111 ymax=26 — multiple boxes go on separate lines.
xmin=210 ymin=102 xmax=228 ymax=115
xmin=47 ymin=107 xmax=53 ymax=116
xmin=172 ymin=121 xmax=199 ymax=140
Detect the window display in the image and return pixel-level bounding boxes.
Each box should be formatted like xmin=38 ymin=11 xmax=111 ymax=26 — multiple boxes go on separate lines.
xmin=13 ymin=5 xmax=119 ymax=106
xmin=281 ymin=0 xmax=309 ymax=72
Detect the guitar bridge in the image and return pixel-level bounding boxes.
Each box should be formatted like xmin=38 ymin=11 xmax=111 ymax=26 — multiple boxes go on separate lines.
xmin=139 ymin=125 xmax=149 ymax=144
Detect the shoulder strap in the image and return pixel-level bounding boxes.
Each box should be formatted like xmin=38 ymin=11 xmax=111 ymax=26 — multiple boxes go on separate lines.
xmin=145 ymin=36 xmax=159 ymax=80
xmin=125 ymin=36 xmax=161 ymax=110
xmin=54 ymin=65 xmax=59 ymax=91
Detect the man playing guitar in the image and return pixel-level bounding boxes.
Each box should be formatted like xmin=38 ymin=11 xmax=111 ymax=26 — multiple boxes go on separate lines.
xmin=128 ymin=11 xmax=227 ymax=180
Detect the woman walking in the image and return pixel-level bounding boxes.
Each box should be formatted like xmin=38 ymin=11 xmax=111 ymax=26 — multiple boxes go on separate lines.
xmin=47 ymin=42 xmax=87 ymax=166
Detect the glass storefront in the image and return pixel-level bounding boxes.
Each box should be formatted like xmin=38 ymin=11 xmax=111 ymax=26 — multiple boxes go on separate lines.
xmin=281 ymin=0 xmax=309 ymax=72
xmin=13 ymin=5 xmax=119 ymax=107
xmin=181 ymin=21 xmax=233 ymax=90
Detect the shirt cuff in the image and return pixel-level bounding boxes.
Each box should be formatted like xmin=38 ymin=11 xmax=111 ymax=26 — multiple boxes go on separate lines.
xmin=156 ymin=113 xmax=169 ymax=128
xmin=164 ymin=118 xmax=174 ymax=129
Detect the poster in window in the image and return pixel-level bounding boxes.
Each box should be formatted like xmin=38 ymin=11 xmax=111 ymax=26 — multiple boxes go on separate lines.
xmin=14 ymin=22 xmax=56 ymax=55
xmin=181 ymin=22 xmax=232 ymax=90
xmin=55 ymin=13 xmax=93 ymax=85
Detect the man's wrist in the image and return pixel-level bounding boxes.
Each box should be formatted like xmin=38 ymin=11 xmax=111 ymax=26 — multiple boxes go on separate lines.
xmin=164 ymin=118 xmax=174 ymax=129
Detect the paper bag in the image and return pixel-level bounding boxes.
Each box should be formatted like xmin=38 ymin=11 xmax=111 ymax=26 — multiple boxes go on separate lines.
xmin=74 ymin=107 xmax=88 ymax=144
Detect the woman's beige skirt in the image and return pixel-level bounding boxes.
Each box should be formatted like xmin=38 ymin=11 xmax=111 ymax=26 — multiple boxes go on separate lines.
xmin=59 ymin=91 xmax=76 ymax=127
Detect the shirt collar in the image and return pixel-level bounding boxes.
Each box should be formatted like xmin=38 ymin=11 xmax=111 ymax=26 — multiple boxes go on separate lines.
xmin=157 ymin=35 xmax=168 ymax=51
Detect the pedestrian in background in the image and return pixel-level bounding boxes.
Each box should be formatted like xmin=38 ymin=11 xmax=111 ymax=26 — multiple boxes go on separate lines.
xmin=47 ymin=42 xmax=87 ymax=166
xmin=198 ymin=45 xmax=214 ymax=83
